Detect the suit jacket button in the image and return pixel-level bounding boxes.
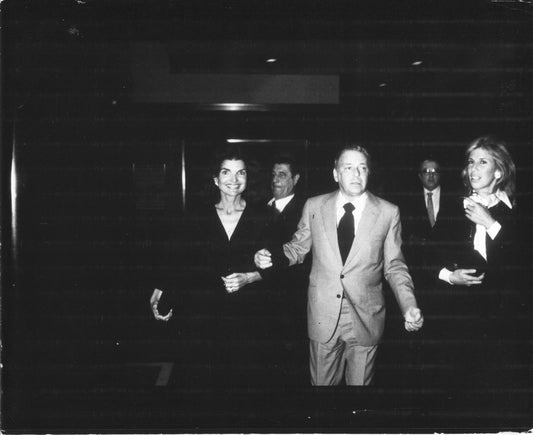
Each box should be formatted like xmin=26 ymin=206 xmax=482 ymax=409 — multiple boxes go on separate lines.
xmin=340 ymin=274 xmax=344 ymax=279
xmin=336 ymin=294 xmax=341 ymax=299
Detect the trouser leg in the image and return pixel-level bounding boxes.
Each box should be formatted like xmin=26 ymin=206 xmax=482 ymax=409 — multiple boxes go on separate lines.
xmin=309 ymin=338 xmax=345 ymax=386
xmin=343 ymin=342 xmax=378 ymax=386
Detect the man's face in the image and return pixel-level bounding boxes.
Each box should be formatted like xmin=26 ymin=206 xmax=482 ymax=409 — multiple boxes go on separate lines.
xmin=418 ymin=160 xmax=441 ymax=191
xmin=271 ymin=163 xmax=299 ymax=200
xmin=333 ymin=150 xmax=369 ymax=198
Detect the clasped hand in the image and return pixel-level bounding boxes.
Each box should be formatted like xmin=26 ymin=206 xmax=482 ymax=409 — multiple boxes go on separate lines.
xmin=404 ymin=307 xmax=424 ymax=332
xmin=254 ymin=248 xmax=273 ymax=269
xmin=221 ymin=273 xmax=252 ymax=293
xmin=463 ymin=198 xmax=496 ymax=228
xmin=449 ymin=269 xmax=485 ymax=286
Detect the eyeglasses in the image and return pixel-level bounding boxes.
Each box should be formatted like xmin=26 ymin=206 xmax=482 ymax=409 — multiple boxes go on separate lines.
xmin=420 ymin=168 xmax=440 ymax=174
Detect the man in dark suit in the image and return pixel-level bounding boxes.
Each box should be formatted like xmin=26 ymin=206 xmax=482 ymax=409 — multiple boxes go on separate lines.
xmin=399 ymin=159 xmax=458 ymax=370
xmin=255 ymin=145 xmax=424 ymax=386
xmin=401 ymin=158 xmax=457 ymax=288
xmin=266 ymin=154 xmax=306 ymax=248
xmin=262 ymin=154 xmax=309 ymax=383
xmin=403 ymin=159 xmax=443 ymax=243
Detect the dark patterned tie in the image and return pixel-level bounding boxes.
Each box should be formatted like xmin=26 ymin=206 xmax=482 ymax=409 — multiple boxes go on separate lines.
xmin=338 ymin=202 xmax=355 ymax=264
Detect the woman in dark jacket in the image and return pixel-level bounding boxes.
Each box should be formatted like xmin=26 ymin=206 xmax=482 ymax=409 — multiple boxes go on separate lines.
xmin=149 ymin=146 xmax=268 ymax=387
xmin=437 ymin=136 xmax=518 ymax=389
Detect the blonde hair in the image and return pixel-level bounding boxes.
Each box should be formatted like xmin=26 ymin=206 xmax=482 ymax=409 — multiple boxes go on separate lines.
xmin=461 ymin=136 xmax=516 ymax=201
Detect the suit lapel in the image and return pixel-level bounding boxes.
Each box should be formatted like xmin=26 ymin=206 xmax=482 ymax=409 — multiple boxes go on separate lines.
xmin=345 ymin=192 xmax=380 ymax=266
xmin=321 ymin=192 xmax=342 ymax=265
xmin=418 ymin=192 xmax=431 ymax=229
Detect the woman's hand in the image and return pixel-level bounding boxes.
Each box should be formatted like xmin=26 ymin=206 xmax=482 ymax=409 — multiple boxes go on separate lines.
xmin=150 ymin=288 xmax=173 ymax=321
xmin=449 ymin=269 xmax=485 ymax=286
xmin=222 ymin=271 xmax=261 ymax=293
xmin=464 ymin=198 xmax=496 ymax=228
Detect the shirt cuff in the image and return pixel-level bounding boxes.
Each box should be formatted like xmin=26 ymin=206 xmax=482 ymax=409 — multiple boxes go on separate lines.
xmin=487 ymin=220 xmax=501 ymax=239
xmin=438 ymin=268 xmax=454 ymax=285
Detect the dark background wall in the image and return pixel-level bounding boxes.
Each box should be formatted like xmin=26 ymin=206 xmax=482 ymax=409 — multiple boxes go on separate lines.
xmin=2 ymin=0 xmax=533 ymax=431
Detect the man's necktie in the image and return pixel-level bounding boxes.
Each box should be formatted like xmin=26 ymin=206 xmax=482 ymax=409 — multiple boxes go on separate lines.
xmin=427 ymin=192 xmax=435 ymax=227
xmin=270 ymin=200 xmax=280 ymax=215
xmin=337 ymin=202 xmax=355 ymax=264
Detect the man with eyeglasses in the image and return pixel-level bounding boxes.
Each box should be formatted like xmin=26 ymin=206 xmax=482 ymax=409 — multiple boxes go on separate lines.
xmin=402 ymin=159 xmax=444 ymax=244
xmin=401 ymin=158 xmax=456 ymax=331
xmin=419 ymin=159 xmax=442 ymax=235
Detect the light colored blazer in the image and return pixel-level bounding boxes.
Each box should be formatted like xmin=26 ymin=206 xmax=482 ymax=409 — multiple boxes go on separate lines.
xmin=283 ymin=190 xmax=417 ymax=345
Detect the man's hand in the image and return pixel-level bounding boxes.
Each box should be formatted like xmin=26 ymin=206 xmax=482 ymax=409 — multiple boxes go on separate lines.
xmin=404 ymin=307 xmax=424 ymax=332
xmin=450 ymin=269 xmax=485 ymax=286
xmin=254 ymin=248 xmax=273 ymax=269
xmin=150 ymin=288 xmax=173 ymax=321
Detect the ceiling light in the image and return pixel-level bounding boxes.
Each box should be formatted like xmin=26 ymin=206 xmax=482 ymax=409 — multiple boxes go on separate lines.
xmin=379 ymin=83 xmax=387 ymax=87
xmin=227 ymin=139 xmax=273 ymax=143
xmin=411 ymin=60 xmax=423 ymax=66
xmin=218 ymin=103 xmax=248 ymax=111
xmin=266 ymin=58 xmax=277 ymax=63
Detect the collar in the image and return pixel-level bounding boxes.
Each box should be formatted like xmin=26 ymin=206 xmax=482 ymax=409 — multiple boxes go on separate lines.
xmin=495 ymin=190 xmax=513 ymax=209
xmin=470 ymin=190 xmax=513 ymax=209
xmin=268 ymin=193 xmax=295 ymax=212
xmin=424 ymin=186 xmax=440 ymax=196
xmin=336 ymin=191 xmax=368 ymax=211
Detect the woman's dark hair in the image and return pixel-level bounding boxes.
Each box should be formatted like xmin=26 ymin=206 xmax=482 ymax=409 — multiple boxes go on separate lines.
xmin=209 ymin=144 xmax=248 ymax=179
xmin=461 ymin=136 xmax=516 ymax=201
xmin=204 ymin=143 xmax=263 ymax=203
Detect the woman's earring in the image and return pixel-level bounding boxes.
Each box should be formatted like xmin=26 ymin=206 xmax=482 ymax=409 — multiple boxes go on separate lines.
xmin=495 ymin=171 xmax=501 ymax=179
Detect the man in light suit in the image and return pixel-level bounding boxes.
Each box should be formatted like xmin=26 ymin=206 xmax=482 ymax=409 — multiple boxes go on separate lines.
xmin=255 ymin=145 xmax=424 ymax=386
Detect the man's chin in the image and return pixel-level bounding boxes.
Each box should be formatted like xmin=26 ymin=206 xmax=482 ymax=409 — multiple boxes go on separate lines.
xmin=346 ymin=188 xmax=365 ymax=197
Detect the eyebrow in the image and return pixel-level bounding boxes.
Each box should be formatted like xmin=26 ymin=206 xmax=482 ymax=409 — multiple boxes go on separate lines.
xmin=221 ymin=166 xmax=246 ymax=171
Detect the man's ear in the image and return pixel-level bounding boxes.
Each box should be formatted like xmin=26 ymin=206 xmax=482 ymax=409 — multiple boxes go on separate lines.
xmin=333 ymin=167 xmax=339 ymax=183
xmin=293 ymin=174 xmax=300 ymax=185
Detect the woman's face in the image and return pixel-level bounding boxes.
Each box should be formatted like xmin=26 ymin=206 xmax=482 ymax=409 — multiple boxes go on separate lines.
xmin=214 ymin=159 xmax=247 ymax=196
xmin=467 ymin=147 xmax=499 ymax=194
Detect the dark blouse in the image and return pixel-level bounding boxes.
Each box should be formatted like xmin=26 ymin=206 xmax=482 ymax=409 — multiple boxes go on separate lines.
xmin=192 ymin=204 xmax=267 ymax=298
xmin=147 ymin=203 xmax=271 ymax=385
xmin=152 ymin=203 xmax=269 ymax=338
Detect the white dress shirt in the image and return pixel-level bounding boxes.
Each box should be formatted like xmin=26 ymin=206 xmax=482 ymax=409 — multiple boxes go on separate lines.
xmin=268 ymin=193 xmax=295 ymax=213
xmin=424 ymin=186 xmax=440 ymax=220
xmin=335 ymin=192 xmax=368 ymax=236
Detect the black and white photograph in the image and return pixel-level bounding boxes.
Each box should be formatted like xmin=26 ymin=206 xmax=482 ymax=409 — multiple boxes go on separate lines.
xmin=1 ymin=0 xmax=533 ymax=432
